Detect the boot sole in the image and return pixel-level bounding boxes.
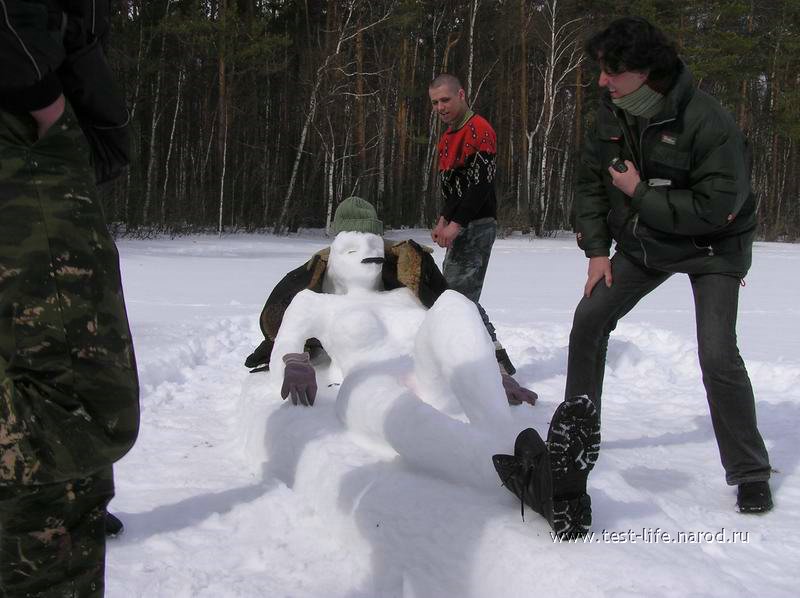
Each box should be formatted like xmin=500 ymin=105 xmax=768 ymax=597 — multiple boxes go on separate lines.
xmin=546 ymin=396 xmax=600 ymax=537
xmin=547 ymin=395 xmax=600 ymax=478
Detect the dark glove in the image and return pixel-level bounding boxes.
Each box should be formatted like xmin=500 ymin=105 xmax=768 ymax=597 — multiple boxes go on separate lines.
xmin=281 ymin=353 xmax=317 ymax=406
xmin=502 ymin=374 xmax=537 ymax=406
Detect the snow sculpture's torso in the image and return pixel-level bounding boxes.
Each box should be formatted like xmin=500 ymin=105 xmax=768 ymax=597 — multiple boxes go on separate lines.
xmin=274 ymin=231 xmax=428 ymax=377
xmin=314 ymin=287 xmax=426 ymax=375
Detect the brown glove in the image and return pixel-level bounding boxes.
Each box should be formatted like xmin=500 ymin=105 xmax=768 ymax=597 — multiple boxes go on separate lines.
xmin=281 ymin=353 xmax=317 ymax=406
xmin=502 ymin=373 xmax=537 ymax=406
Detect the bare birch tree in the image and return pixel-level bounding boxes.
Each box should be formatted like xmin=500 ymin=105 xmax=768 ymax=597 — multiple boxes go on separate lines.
xmin=532 ymin=0 xmax=584 ymax=233
xmin=274 ymin=0 xmax=395 ymax=234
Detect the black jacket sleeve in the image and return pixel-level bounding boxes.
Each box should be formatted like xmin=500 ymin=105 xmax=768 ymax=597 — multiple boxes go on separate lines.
xmin=574 ymin=123 xmax=613 ymax=257
xmin=0 ymin=0 xmax=66 ymax=111
xmin=1 ymin=1 xmax=130 ymax=183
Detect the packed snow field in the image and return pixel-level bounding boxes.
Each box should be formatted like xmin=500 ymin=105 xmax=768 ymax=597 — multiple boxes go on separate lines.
xmin=107 ymin=231 xmax=800 ymax=597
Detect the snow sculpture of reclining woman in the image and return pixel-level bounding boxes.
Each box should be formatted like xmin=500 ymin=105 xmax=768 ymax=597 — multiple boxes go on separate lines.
xmin=270 ymin=224 xmax=602 ymax=538
xmin=248 ymin=196 xmax=537 ymax=407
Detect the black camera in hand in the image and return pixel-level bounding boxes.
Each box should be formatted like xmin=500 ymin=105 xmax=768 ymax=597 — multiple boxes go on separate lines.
xmin=610 ymin=157 xmax=628 ymax=173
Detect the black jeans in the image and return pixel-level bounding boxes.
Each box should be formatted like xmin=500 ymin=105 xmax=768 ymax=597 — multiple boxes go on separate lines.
xmin=566 ymin=251 xmax=771 ymax=485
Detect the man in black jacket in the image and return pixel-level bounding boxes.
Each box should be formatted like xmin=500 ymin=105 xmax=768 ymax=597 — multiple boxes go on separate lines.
xmin=1 ymin=1 xmax=139 ymax=595
xmin=567 ymin=18 xmax=771 ymax=514
xmin=495 ymin=17 xmax=772 ymax=541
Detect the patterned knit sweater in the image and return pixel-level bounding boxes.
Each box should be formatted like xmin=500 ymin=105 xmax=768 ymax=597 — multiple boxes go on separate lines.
xmin=437 ymin=113 xmax=498 ymax=225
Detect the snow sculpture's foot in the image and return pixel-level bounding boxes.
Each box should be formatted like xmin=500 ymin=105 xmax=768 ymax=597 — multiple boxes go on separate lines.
xmin=492 ymin=396 xmax=600 ymax=539
xmin=547 ymin=395 xmax=600 ymax=538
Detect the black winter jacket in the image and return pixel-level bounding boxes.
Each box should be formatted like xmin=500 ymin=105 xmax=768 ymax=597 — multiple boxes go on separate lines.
xmin=575 ymin=64 xmax=756 ymax=276
xmin=0 ymin=0 xmax=129 ymax=182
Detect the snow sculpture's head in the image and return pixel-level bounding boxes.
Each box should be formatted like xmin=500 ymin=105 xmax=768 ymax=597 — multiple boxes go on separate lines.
xmin=326 ymin=231 xmax=385 ymax=294
xmin=325 ymin=197 xmax=385 ymax=294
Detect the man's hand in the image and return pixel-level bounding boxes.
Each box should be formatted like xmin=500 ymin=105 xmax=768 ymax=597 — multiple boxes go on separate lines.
xmin=502 ymin=373 xmax=538 ymax=406
xmin=30 ymin=95 xmax=65 ymax=139
xmin=436 ymin=220 xmax=462 ymax=248
xmin=431 ymin=216 xmax=446 ymax=244
xmin=281 ymin=353 xmax=317 ymax=406
xmin=584 ymin=256 xmax=612 ymax=298
xmin=608 ymin=160 xmax=641 ymax=197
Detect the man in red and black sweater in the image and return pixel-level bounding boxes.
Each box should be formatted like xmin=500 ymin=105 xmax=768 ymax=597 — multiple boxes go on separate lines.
xmin=429 ymin=74 xmax=497 ymax=304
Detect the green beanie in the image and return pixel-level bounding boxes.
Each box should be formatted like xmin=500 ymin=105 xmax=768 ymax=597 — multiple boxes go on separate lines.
xmin=332 ymin=196 xmax=383 ymax=235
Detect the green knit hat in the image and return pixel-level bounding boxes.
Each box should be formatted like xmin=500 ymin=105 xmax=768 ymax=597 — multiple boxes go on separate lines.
xmin=332 ymin=196 xmax=383 ymax=235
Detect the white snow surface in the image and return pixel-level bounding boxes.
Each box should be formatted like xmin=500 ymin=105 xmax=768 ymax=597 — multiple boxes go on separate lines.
xmin=108 ymin=231 xmax=800 ymax=598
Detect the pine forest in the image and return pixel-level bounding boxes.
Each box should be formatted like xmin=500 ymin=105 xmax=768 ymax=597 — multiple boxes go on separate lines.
xmin=104 ymin=0 xmax=800 ymax=239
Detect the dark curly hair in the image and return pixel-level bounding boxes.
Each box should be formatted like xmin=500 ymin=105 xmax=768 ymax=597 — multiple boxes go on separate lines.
xmin=585 ymin=17 xmax=680 ymax=88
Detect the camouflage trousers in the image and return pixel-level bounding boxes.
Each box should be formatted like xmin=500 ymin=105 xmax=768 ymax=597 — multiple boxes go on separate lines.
xmin=442 ymin=217 xmax=496 ymax=303
xmin=0 ymin=468 xmax=114 ymax=597
xmin=1 ymin=109 xmax=139 ymax=595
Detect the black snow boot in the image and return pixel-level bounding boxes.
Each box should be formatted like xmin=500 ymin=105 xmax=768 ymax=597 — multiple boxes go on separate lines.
xmin=737 ymin=481 xmax=773 ymax=514
xmin=493 ymin=428 xmax=553 ymax=522
xmin=105 ymin=512 xmax=124 ymax=538
xmin=245 ymin=339 xmax=274 ymax=371
xmin=493 ymin=396 xmax=600 ymax=539
xmin=546 ymin=395 xmax=600 ymax=539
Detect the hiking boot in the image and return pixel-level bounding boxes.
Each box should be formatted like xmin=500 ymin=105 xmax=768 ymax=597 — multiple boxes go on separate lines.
xmin=551 ymin=494 xmax=593 ymax=540
xmin=546 ymin=395 xmax=601 ymax=538
xmin=737 ymin=481 xmax=773 ymax=514
xmin=493 ymin=396 xmax=600 ymax=538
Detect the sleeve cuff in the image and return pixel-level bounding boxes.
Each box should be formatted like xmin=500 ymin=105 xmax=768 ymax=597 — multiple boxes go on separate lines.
xmin=630 ymin=180 xmax=649 ymax=211
xmin=584 ymin=247 xmax=611 ymax=258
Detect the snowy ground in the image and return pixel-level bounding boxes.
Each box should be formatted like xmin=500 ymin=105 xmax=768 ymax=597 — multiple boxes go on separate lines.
xmin=106 ymin=231 xmax=800 ymax=597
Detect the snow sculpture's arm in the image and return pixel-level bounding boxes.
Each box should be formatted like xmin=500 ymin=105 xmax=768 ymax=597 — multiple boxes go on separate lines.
xmin=269 ymin=290 xmax=326 ymax=380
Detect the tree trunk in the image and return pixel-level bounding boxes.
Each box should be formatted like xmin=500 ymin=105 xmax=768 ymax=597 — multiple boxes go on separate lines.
xmin=160 ymin=68 xmax=184 ymax=225
xmin=217 ymin=0 xmax=228 ymax=236
xmin=519 ymin=0 xmax=529 ymax=215
xmin=467 ymin=0 xmax=479 ymax=102
xmin=141 ymin=64 xmax=163 ymax=225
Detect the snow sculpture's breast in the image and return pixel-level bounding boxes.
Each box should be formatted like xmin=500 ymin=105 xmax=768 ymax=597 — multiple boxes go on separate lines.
xmin=321 ymin=289 xmax=425 ymax=373
xmin=329 ymin=308 xmax=387 ymax=349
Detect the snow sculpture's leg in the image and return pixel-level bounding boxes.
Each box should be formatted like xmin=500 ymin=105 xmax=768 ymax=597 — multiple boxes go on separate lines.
xmin=336 ymin=358 xmax=512 ymax=490
xmin=414 ymin=290 xmax=512 ymax=428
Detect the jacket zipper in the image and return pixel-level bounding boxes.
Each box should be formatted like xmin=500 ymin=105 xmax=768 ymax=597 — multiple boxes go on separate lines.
xmin=0 ymin=0 xmax=43 ymax=80
xmin=614 ymin=111 xmax=677 ymax=268
xmin=632 ymin=214 xmax=649 ymax=268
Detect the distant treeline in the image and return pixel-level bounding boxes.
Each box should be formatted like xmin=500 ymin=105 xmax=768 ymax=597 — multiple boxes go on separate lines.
xmin=104 ymin=1 xmax=799 ymax=240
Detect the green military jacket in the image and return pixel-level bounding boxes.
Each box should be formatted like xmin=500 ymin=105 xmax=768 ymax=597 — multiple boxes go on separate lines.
xmin=575 ymin=64 xmax=757 ymax=276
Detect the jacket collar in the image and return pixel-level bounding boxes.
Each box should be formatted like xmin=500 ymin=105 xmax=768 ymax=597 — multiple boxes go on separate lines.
xmin=602 ymin=61 xmax=695 ymax=123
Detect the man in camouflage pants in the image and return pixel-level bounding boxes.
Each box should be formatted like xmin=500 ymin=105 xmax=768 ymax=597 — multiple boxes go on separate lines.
xmin=1 ymin=1 xmax=139 ymax=595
